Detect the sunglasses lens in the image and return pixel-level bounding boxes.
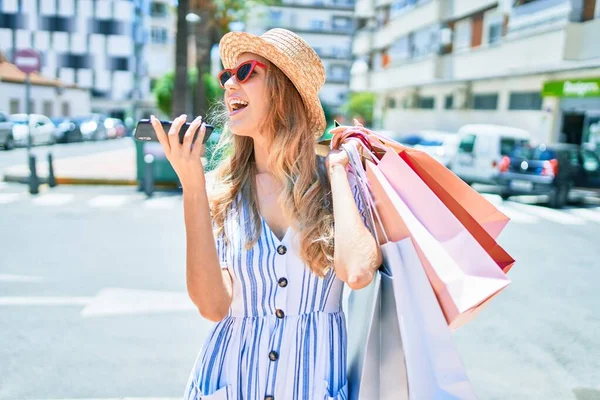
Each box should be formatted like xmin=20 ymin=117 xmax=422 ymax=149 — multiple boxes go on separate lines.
xmin=236 ymin=62 xmax=253 ymax=82
xmin=219 ymin=71 xmax=231 ymax=86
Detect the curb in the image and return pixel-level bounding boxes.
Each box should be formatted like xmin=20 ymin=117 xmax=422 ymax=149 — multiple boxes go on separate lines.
xmin=2 ymin=173 xmax=180 ymax=189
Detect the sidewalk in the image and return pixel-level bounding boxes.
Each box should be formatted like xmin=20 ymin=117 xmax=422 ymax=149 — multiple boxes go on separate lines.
xmin=2 ymin=146 xmax=139 ymax=185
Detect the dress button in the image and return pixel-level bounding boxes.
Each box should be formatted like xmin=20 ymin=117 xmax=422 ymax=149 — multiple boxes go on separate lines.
xmin=269 ymin=350 xmax=279 ymax=361
xmin=276 ymin=309 xmax=285 ymax=319
xmin=277 ymin=245 xmax=287 ymax=255
xmin=278 ymin=277 xmax=288 ymax=288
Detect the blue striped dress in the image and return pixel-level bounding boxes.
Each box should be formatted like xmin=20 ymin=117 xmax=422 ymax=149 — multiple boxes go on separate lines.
xmin=184 ymin=171 xmax=367 ymax=400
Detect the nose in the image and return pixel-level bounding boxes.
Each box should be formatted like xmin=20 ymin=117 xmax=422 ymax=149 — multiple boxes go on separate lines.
xmin=224 ymin=74 xmax=240 ymax=90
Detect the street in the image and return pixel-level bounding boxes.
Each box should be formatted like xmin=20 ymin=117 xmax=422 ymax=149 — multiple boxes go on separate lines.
xmin=1 ymin=143 xmax=600 ymax=400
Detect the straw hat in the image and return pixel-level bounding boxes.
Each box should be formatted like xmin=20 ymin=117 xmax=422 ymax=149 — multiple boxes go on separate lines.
xmin=219 ymin=28 xmax=327 ymax=138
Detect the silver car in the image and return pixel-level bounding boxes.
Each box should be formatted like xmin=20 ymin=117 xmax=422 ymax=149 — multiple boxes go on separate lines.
xmin=0 ymin=111 xmax=15 ymax=150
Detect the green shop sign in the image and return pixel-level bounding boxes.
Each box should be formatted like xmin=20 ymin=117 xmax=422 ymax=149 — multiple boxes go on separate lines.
xmin=542 ymin=78 xmax=600 ymax=98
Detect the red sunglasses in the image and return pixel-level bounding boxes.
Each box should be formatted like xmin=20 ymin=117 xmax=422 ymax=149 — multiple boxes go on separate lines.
xmin=218 ymin=60 xmax=267 ymax=88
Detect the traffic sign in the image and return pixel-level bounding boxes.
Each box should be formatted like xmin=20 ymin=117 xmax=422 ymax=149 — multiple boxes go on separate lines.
xmin=14 ymin=48 xmax=41 ymax=74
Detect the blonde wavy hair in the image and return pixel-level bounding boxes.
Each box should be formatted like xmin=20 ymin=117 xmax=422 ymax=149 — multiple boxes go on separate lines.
xmin=209 ymin=62 xmax=334 ymax=277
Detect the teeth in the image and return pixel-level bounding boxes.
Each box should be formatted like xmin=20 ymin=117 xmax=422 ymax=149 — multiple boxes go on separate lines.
xmin=229 ymin=98 xmax=248 ymax=107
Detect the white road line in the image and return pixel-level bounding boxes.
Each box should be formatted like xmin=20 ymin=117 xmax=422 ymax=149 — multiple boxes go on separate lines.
xmin=509 ymin=202 xmax=586 ymax=225
xmin=0 ymin=274 xmax=43 ymax=283
xmin=87 ymin=194 xmax=139 ymax=208
xmin=32 ymin=193 xmax=75 ymax=206
xmin=496 ymin=204 xmax=539 ymax=224
xmin=0 ymin=296 xmax=92 ymax=306
xmin=0 ymin=192 xmax=22 ymax=204
xmin=142 ymin=196 xmax=181 ymax=209
xmin=567 ymin=207 xmax=600 ymax=223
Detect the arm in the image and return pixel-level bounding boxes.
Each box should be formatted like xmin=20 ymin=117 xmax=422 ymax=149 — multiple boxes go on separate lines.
xmin=150 ymin=115 xmax=232 ymax=321
xmin=183 ymin=188 xmax=233 ymax=322
xmin=328 ymin=161 xmax=382 ymax=290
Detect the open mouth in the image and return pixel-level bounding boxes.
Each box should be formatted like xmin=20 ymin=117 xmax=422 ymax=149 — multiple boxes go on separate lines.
xmin=229 ymin=98 xmax=249 ymax=114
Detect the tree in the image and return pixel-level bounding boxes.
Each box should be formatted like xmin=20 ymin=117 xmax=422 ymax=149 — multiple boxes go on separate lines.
xmin=153 ymin=69 xmax=223 ymax=118
xmin=187 ymin=0 xmax=280 ymax=117
xmin=342 ymin=92 xmax=376 ymax=126
xmin=172 ymin=0 xmax=190 ymax=118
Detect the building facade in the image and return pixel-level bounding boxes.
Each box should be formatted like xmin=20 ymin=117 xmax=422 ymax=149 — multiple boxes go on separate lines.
xmin=351 ymin=0 xmax=600 ymax=146
xmin=246 ymin=0 xmax=356 ymax=115
xmin=0 ymin=0 xmax=175 ymax=120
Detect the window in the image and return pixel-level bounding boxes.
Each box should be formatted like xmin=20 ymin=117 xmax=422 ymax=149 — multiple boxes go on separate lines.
xmin=39 ymin=16 xmax=76 ymax=32
xmin=509 ymin=92 xmax=542 ymax=110
xmin=43 ymin=101 xmax=53 ymax=117
xmin=389 ymin=36 xmax=410 ymax=62
xmin=10 ymin=99 xmax=20 ymax=114
xmin=62 ymin=102 xmax=70 ymax=117
xmin=108 ymin=57 xmax=130 ymax=71
xmin=473 ymin=93 xmax=498 ymax=110
xmin=90 ymin=18 xmax=128 ymax=36
xmin=488 ymin=22 xmax=502 ymax=45
xmin=418 ymin=96 xmax=435 ymax=109
xmin=332 ymin=16 xmax=352 ymax=31
xmin=58 ymin=53 xmax=94 ymax=69
xmin=311 ymin=20 xmax=325 ymax=30
xmin=29 ymin=100 xmax=35 ymax=114
xmin=454 ymin=19 xmax=471 ymax=51
xmin=388 ymin=97 xmax=397 ymax=108
xmin=268 ymin=9 xmax=282 ymax=25
xmin=0 ymin=12 xmax=27 ymax=29
xmin=458 ymin=134 xmax=476 ymax=153
xmin=150 ymin=2 xmax=168 ymax=17
xmin=151 ymin=26 xmax=168 ymax=44
xmin=501 ymin=138 xmax=529 ymax=156
xmin=411 ymin=25 xmax=440 ymax=58
xmin=330 ymin=65 xmax=349 ymax=80
xmin=444 ymin=94 xmax=453 ymax=109
xmin=581 ymin=150 xmax=600 ymax=172
xmin=0 ymin=113 xmax=6 ymax=122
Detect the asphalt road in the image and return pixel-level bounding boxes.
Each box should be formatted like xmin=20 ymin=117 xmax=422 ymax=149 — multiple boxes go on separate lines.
xmin=0 ymin=180 xmax=599 ymax=399
xmin=0 ymin=139 xmax=130 ymax=170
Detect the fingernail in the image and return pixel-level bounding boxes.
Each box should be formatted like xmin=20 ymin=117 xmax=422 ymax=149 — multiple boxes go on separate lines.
xmin=200 ymin=122 xmax=206 ymax=129
xmin=181 ymin=114 xmax=187 ymax=120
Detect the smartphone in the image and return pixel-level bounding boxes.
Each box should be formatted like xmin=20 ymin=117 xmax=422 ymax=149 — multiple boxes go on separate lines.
xmin=134 ymin=119 xmax=214 ymax=145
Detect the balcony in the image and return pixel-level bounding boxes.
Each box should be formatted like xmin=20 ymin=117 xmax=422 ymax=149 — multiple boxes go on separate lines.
xmin=373 ymin=0 xmax=441 ymax=50
xmin=450 ymin=28 xmax=566 ymax=80
xmin=564 ymin=19 xmax=600 ymax=60
xmin=314 ymin=48 xmax=353 ymax=60
xmin=352 ymin=28 xmax=374 ymax=56
xmin=268 ymin=22 xmax=354 ymax=35
xmin=444 ymin=0 xmax=497 ymax=20
xmin=355 ymin=0 xmax=375 ymax=18
xmin=279 ymin=0 xmax=355 ymax=10
xmin=506 ymin=0 xmax=572 ymax=38
xmin=367 ymin=55 xmax=442 ymax=92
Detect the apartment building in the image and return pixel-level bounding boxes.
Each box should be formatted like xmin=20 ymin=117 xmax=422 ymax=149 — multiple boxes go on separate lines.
xmin=0 ymin=0 xmax=175 ymax=120
xmin=351 ymin=0 xmax=600 ymax=146
xmin=246 ymin=0 xmax=356 ymax=114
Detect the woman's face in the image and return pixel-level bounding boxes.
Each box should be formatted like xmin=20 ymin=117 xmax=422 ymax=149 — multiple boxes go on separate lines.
xmin=223 ymin=52 xmax=270 ymax=139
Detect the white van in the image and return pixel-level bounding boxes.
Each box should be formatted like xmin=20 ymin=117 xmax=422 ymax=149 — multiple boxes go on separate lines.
xmin=451 ymin=124 xmax=531 ymax=185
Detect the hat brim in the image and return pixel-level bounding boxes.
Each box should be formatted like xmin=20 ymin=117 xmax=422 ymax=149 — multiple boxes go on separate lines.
xmin=219 ymin=31 xmax=326 ymax=138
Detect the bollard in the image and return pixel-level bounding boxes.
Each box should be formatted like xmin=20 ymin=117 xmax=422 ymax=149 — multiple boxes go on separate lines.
xmin=47 ymin=153 xmax=57 ymax=188
xmin=143 ymin=154 xmax=155 ymax=197
xmin=28 ymin=153 xmax=39 ymax=195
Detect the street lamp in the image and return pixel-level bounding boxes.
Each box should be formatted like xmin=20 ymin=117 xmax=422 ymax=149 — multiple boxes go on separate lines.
xmin=186 ymin=12 xmax=201 ymax=24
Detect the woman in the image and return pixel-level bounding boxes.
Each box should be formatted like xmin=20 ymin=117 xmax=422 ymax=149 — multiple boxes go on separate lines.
xmin=150 ymin=28 xmax=382 ymax=399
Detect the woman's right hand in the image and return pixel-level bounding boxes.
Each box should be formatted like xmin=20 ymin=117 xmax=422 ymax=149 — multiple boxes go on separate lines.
xmin=150 ymin=114 xmax=207 ymax=193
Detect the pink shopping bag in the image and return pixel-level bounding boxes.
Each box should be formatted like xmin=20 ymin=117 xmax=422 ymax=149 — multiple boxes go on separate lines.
xmin=370 ymin=152 xmax=511 ymax=329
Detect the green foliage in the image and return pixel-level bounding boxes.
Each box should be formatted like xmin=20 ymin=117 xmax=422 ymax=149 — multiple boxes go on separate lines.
xmin=342 ymin=92 xmax=376 ymax=126
xmin=152 ymin=69 xmax=223 ymax=117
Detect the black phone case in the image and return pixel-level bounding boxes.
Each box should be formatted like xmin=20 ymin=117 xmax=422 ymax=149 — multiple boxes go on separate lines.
xmin=134 ymin=119 xmax=214 ymax=145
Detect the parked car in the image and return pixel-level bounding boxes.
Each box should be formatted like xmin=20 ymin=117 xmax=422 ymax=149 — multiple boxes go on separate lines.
xmin=10 ymin=114 xmax=56 ymax=146
xmin=51 ymin=117 xmax=84 ymax=143
xmin=452 ymin=124 xmax=531 ymax=185
xmin=412 ymin=130 xmax=459 ymax=168
xmin=104 ymin=118 xmax=126 ymax=139
xmin=496 ymin=143 xmax=600 ymax=208
xmin=0 ymin=111 xmax=15 ymax=150
xmin=73 ymin=114 xmax=108 ymax=140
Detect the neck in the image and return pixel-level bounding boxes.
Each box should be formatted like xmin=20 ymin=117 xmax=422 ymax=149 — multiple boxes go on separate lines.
xmin=252 ymin=135 xmax=272 ymax=175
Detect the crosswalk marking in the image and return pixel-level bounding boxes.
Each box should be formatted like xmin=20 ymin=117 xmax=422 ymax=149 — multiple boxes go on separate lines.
xmin=32 ymin=193 xmax=75 ymax=206
xmin=87 ymin=194 xmax=140 ymax=208
xmin=508 ymin=202 xmax=586 ymax=225
xmin=496 ymin=204 xmax=540 ymax=224
xmin=567 ymin=207 xmax=600 ymax=223
xmin=0 ymin=192 xmax=22 ymax=204
xmin=143 ymin=196 xmax=182 ymax=209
